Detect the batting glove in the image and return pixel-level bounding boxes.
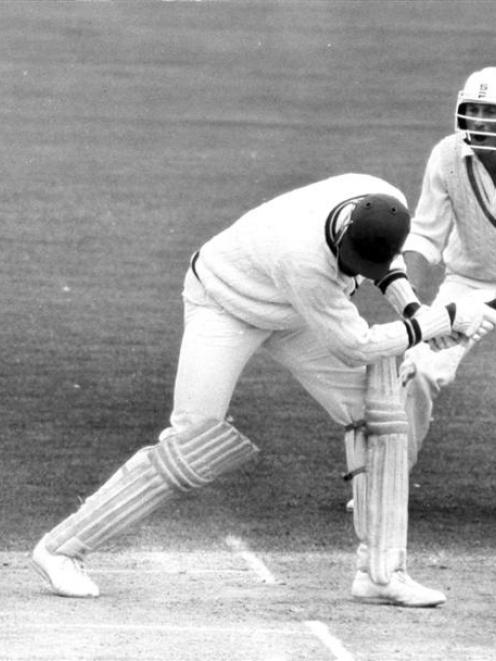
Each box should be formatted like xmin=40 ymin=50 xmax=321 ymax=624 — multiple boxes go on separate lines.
xmin=409 ymin=305 xmax=459 ymax=351
xmin=404 ymin=301 xmax=496 ymax=349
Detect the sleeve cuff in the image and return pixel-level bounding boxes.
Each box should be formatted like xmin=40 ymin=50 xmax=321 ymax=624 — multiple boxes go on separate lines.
xmin=376 ymin=271 xmax=421 ymax=317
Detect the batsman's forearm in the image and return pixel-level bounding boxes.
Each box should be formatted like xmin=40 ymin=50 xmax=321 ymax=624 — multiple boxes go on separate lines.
xmin=403 ymin=305 xmax=453 ymax=347
xmin=375 ymin=271 xmax=421 ymax=319
xmin=339 ymin=299 xmax=494 ymax=368
xmin=334 ymin=314 xmax=445 ymax=367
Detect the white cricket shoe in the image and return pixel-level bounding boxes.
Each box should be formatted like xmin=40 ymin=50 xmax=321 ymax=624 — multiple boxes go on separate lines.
xmin=351 ymin=570 xmax=446 ymax=607
xmin=346 ymin=498 xmax=354 ymax=512
xmin=32 ymin=535 xmax=100 ymax=598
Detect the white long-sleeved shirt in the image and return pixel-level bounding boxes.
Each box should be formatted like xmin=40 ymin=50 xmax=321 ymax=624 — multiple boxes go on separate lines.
xmin=403 ymin=133 xmax=496 ymax=284
xmin=194 ymin=173 xmax=415 ymax=367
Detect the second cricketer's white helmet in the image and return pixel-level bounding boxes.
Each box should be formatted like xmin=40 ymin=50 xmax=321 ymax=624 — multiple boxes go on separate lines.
xmin=455 ymin=67 xmax=496 ymax=150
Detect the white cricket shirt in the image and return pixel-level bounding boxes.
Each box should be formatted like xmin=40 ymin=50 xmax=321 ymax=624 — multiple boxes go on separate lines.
xmin=403 ymin=133 xmax=496 ymax=285
xmin=194 ymin=173 xmax=412 ymax=367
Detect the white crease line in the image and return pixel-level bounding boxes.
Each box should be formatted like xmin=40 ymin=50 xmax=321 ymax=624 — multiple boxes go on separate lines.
xmin=225 ymin=535 xmax=277 ymax=584
xmin=0 ymin=618 xmax=301 ymax=638
xmin=305 ymin=621 xmax=355 ymax=661
xmin=1 ymin=612 xmax=353 ymax=658
xmin=91 ymin=568 xmax=247 ymax=575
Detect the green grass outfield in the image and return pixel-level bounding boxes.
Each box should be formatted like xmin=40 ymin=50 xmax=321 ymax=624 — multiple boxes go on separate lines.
xmin=0 ymin=2 xmax=495 ymax=660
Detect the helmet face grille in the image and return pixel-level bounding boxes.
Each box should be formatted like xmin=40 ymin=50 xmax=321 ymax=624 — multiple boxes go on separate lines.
xmin=455 ymin=68 xmax=496 ymax=150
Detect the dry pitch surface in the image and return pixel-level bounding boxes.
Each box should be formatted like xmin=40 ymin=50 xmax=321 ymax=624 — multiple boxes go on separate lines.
xmin=3 ymin=544 xmax=496 ymax=660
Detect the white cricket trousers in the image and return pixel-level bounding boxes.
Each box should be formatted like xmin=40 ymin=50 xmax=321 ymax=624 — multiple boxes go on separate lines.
xmin=169 ymin=269 xmax=367 ymax=434
xmin=403 ymin=275 xmax=496 ymax=465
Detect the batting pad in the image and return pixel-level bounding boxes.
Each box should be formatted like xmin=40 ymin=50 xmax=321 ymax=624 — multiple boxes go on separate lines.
xmin=45 ymin=419 xmax=259 ymax=557
xmin=366 ymin=357 xmax=409 ymax=584
xmin=344 ymin=423 xmax=367 ymax=543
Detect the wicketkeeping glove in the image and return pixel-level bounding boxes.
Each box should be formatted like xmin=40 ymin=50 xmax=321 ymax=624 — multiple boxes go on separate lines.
xmin=449 ymin=300 xmax=496 ymax=342
xmin=426 ymin=331 xmax=466 ymax=352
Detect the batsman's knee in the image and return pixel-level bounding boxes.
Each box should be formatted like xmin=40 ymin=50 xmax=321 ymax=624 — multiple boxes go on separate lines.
xmin=366 ymin=397 xmax=408 ymax=437
xmin=153 ymin=418 xmax=259 ymax=491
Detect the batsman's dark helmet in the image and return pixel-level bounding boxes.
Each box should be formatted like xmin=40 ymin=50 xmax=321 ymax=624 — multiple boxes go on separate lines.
xmin=338 ymin=194 xmax=410 ymax=281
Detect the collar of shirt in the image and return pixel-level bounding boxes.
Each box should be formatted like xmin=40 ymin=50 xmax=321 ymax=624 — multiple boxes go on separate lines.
xmin=458 ymin=134 xmax=496 ymax=210
xmin=324 ymin=201 xmax=363 ymax=293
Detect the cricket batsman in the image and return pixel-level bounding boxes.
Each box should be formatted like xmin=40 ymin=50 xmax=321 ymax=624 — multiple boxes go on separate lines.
xmin=31 ymin=172 xmax=496 ymax=606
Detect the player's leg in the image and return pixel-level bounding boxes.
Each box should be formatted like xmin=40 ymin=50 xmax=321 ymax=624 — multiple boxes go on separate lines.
xmin=350 ymin=357 xmax=444 ymax=606
xmin=401 ymin=279 xmax=495 ymax=467
xmin=345 ymin=425 xmax=443 ymax=606
xmin=169 ymin=270 xmax=271 ymax=432
xmin=33 ymin=271 xmax=270 ymax=597
xmin=33 ymin=419 xmax=259 ymax=597
xmin=263 ymin=326 xmax=366 ymax=425
xmin=401 ymin=340 xmax=466 ymax=467
xmin=265 ymin=330 xmax=445 ymax=606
